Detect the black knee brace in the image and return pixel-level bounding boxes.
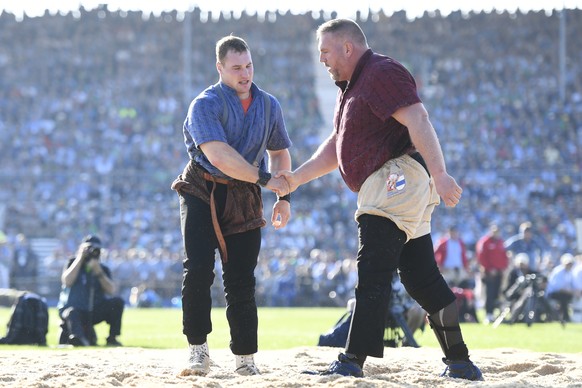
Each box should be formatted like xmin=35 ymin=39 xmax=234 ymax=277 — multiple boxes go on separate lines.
xmin=404 ymin=274 xmax=456 ymax=314
xmin=398 ymin=234 xmax=456 ymax=314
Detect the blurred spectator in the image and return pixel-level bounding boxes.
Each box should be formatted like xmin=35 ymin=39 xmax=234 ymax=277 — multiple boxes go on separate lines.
xmin=572 ymin=255 xmax=582 ymax=323
xmin=475 ymin=224 xmax=509 ymax=323
xmin=434 ymin=225 xmax=470 ymax=287
xmin=504 ymin=222 xmax=548 ymax=272
xmin=546 ymin=253 xmax=578 ymax=323
xmin=10 ymin=234 xmax=38 ymax=292
xmin=504 ymin=253 xmax=537 ymax=296
xmin=0 ymin=231 xmax=10 ymax=289
xmin=129 ymin=284 xmax=163 ymax=308
xmin=451 ymin=285 xmax=480 ymax=323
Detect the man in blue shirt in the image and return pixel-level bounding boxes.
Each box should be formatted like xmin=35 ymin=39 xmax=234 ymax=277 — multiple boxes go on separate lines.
xmin=505 ymin=221 xmax=548 ymax=271
xmin=171 ymin=35 xmax=292 ymax=376
xmin=546 ymin=253 xmax=577 ymax=323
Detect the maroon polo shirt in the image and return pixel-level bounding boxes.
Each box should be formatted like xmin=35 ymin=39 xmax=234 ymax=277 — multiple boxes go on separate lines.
xmin=334 ymin=49 xmax=421 ymax=192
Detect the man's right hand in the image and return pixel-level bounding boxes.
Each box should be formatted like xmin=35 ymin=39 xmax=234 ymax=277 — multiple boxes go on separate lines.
xmin=73 ymin=243 xmax=90 ymax=265
xmin=274 ymin=170 xmax=299 ymax=193
xmin=266 ymin=175 xmax=291 ymax=196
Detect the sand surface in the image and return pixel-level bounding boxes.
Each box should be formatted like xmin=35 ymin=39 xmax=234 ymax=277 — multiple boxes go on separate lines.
xmin=2 ymin=346 xmax=581 ymax=387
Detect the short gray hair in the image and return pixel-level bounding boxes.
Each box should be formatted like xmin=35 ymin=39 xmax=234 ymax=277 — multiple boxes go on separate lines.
xmin=316 ymin=18 xmax=368 ymax=47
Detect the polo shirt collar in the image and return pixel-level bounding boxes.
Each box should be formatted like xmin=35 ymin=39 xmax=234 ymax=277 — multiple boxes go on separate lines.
xmin=335 ymin=49 xmax=374 ymax=92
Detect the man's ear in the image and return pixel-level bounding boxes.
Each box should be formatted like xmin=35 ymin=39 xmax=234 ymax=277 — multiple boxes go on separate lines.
xmin=344 ymin=41 xmax=353 ymax=56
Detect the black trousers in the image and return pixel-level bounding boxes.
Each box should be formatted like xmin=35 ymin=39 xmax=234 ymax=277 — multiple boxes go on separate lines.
xmin=483 ymin=272 xmax=503 ymax=315
xmin=346 ymin=214 xmax=455 ymax=358
xmin=179 ymin=190 xmax=261 ymax=355
xmin=60 ymin=297 xmax=124 ymax=343
xmin=548 ymin=291 xmax=573 ymax=322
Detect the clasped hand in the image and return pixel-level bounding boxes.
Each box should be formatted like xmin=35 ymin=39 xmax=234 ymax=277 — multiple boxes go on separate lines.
xmin=265 ymin=174 xmax=291 ymax=196
xmin=273 ymin=170 xmax=299 ymax=193
xmin=265 ymin=170 xmax=301 ymax=196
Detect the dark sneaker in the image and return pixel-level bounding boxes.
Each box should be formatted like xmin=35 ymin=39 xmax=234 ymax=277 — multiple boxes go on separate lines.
xmin=106 ymin=338 xmax=123 ymax=347
xmin=441 ymin=358 xmax=484 ymax=381
xmin=303 ymin=353 xmax=364 ymax=377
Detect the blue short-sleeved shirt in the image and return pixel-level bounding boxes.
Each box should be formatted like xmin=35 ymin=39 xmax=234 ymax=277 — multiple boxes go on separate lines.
xmin=183 ymin=82 xmax=292 ymax=179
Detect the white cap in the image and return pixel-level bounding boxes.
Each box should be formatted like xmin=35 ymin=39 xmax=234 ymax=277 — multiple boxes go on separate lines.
xmin=560 ymin=253 xmax=574 ymax=266
xmin=514 ymin=253 xmax=529 ymax=266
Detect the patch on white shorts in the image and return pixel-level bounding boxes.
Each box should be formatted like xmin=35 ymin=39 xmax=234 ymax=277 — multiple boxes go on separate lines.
xmin=386 ymin=169 xmax=406 ymax=198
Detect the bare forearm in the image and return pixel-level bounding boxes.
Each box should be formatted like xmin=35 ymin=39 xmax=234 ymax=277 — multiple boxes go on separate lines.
xmin=200 ymin=141 xmax=261 ymax=183
xmin=294 ymin=133 xmax=338 ymax=185
xmin=409 ymin=116 xmax=448 ymax=178
xmin=201 ymin=141 xmax=291 ymax=195
xmin=393 ymin=102 xmax=462 ymax=207
xmin=268 ymin=149 xmax=291 ymax=173
xmin=62 ymin=254 xmax=83 ymax=287
xmin=393 ymin=103 xmax=448 ymax=178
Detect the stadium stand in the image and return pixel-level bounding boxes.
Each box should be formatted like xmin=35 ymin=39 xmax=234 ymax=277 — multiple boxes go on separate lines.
xmin=0 ymin=6 xmax=580 ymax=308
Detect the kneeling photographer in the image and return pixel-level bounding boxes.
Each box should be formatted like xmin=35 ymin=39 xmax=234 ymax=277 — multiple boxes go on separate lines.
xmin=57 ymin=235 xmax=124 ymax=346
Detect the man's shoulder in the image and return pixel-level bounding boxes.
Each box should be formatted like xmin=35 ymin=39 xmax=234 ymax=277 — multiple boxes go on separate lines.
xmin=188 ymin=85 xmax=226 ymax=125
xmin=369 ymin=52 xmax=410 ymax=73
xmin=361 ymin=53 xmax=418 ymax=106
xmin=504 ymin=234 xmax=521 ymax=246
xmin=193 ymin=85 xmax=221 ymax=105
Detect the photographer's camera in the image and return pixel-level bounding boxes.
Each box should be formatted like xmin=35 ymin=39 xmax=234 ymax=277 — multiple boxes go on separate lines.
xmin=86 ymin=246 xmax=101 ymax=261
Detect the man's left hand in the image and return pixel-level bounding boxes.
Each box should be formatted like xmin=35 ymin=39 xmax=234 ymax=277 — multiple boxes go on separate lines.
xmin=272 ymin=199 xmax=291 ymax=229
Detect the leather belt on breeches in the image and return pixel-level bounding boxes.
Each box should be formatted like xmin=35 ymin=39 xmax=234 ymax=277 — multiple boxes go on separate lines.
xmin=202 ymin=172 xmax=230 ymax=263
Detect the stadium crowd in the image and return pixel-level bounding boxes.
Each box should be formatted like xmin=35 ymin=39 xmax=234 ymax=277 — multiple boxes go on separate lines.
xmin=0 ymin=6 xmax=581 ymax=315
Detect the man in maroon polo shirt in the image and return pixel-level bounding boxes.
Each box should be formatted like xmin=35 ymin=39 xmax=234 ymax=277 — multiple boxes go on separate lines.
xmin=278 ymin=18 xmax=482 ymax=380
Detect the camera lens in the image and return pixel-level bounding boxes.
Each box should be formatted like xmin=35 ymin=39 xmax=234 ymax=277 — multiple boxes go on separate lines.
xmin=87 ymin=246 xmax=101 ymax=259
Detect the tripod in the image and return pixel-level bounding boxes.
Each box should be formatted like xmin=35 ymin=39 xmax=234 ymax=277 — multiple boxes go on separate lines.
xmin=384 ymin=289 xmax=421 ymax=348
xmin=493 ymin=273 xmax=555 ymax=328
xmin=384 ymin=305 xmax=420 ymax=348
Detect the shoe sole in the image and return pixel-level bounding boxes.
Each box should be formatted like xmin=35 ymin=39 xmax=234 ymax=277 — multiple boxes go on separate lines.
xmin=179 ymin=368 xmax=209 ymax=377
xmin=300 ymin=368 xmax=364 ymax=377
xmin=235 ymin=366 xmax=260 ymax=376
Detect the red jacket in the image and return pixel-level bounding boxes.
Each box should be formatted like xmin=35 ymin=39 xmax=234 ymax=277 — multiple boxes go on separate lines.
xmin=476 ymin=234 xmax=508 ymax=271
xmin=434 ymin=237 xmax=468 ymax=270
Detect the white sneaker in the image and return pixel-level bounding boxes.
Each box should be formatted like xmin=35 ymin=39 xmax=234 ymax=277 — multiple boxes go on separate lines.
xmin=184 ymin=342 xmax=210 ymax=375
xmin=235 ymin=354 xmax=260 ymax=376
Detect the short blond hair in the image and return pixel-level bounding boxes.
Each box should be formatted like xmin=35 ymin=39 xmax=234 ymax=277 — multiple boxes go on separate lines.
xmin=215 ymin=35 xmax=250 ymax=63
